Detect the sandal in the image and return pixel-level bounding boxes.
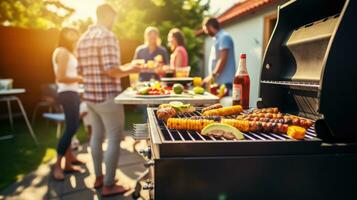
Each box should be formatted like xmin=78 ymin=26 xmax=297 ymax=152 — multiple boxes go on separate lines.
xmin=102 ymin=184 xmax=129 ymax=197
xmin=94 ymin=175 xmax=119 ymax=189
xmin=71 ymin=159 xmax=85 ymax=165
xmin=52 ymin=166 xmax=65 ymax=181
xmin=94 ymin=175 xmax=104 ymax=189
xmin=63 ymin=165 xmax=84 ymax=174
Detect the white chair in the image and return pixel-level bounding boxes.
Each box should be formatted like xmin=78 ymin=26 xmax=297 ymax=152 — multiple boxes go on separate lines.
xmin=42 ymin=113 xmax=65 ymax=139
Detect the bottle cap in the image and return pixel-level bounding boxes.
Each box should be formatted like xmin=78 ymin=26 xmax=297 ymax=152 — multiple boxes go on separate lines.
xmin=240 ymin=54 xmax=246 ymax=59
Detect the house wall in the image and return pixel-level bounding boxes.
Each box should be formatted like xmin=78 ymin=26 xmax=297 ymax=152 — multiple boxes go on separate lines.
xmin=204 ymin=6 xmax=277 ymax=107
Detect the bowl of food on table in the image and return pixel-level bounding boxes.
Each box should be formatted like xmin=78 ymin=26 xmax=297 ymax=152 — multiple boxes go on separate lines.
xmin=175 ymin=66 xmax=191 ymax=78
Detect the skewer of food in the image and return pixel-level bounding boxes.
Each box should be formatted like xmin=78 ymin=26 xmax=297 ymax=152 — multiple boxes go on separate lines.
xmin=237 ymin=113 xmax=313 ymax=128
xmin=251 ymin=107 xmax=279 ymax=114
xmin=167 ymin=118 xmax=215 ymax=131
xmin=202 ymin=105 xmax=243 ymax=116
xmin=223 ymin=119 xmax=308 ymax=139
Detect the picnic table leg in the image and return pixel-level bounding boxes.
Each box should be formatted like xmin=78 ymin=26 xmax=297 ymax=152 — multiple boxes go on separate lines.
xmin=6 ymin=99 xmax=14 ymax=130
xmin=15 ymin=97 xmax=39 ymax=145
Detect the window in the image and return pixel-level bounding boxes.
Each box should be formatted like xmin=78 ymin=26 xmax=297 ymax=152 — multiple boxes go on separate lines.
xmin=263 ymin=13 xmax=277 ymax=52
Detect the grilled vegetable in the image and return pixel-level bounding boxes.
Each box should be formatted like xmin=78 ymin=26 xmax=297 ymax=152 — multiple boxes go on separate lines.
xmin=169 ymin=101 xmax=196 ymax=114
xmin=158 ymin=102 xmax=196 ymax=116
xmin=287 ymin=125 xmax=306 ymax=140
xmin=201 ymin=123 xmax=244 ymax=140
xmin=201 ymin=103 xmax=223 ymax=113
xmin=167 ymin=118 xmax=215 ymax=131
xmin=202 ymin=105 xmax=243 ymax=116
xmin=221 ymin=119 xmax=250 ymax=132
xmin=190 ymin=116 xmax=222 ymax=122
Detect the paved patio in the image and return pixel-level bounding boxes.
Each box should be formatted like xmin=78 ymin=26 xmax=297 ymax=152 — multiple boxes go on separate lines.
xmin=0 ymin=136 xmax=149 ymax=200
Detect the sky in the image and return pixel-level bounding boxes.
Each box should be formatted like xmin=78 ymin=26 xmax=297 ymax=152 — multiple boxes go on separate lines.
xmin=60 ymin=0 xmax=240 ymax=23
xmin=208 ymin=0 xmax=239 ymax=15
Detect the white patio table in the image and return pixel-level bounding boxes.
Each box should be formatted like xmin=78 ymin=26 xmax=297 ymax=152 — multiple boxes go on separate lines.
xmin=0 ymin=88 xmax=38 ymax=144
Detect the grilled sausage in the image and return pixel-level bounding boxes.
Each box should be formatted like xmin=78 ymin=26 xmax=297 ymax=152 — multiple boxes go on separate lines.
xmin=201 ymin=103 xmax=223 ymax=113
xmin=157 ymin=107 xmax=177 ymax=121
xmin=190 ymin=116 xmax=222 ymax=122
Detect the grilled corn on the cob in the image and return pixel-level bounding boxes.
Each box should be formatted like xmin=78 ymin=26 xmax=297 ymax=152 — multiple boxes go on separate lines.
xmin=202 ymin=105 xmax=243 ymax=116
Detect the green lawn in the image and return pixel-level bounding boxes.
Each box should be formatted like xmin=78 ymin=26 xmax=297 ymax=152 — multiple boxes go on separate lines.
xmin=0 ymin=105 xmax=144 ymax=191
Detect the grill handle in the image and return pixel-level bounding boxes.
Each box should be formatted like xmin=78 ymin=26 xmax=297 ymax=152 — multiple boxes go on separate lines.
xmin=139 ymin=147 xmax=152 ymax=159
xmin=132 ymin=123 xmax=149 ymax=140
xmin=144 ymin=160 xmax=155 ymax=168
xmin=143 ymin=182 xmax=154 ymax=190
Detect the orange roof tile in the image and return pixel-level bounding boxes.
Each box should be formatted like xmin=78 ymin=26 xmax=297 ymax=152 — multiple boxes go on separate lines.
xmin=196 ymin=0 xmax=280 ymax=35
xmin=219 ymin=0 xmax=278 ymax=24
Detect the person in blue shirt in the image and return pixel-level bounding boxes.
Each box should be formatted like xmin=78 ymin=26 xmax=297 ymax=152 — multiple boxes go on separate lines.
xmin=202 ymin=17 xmax=236 ymax=91
xmin=133 ymin=26 xmax=169 ymax=81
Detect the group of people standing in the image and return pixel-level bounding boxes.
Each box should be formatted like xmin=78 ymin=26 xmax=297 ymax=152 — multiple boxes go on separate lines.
xmin=133 ymin=26 xmax=188 ymax=68
xmin=51 ymin=3 xmax=236 ymax=197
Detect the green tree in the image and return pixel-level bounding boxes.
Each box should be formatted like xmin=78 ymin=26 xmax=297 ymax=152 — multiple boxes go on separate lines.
xmin=107 ymin=0 xmax=210 ymax=75
xmin=0 ymin=0 xmax=74 ymax=29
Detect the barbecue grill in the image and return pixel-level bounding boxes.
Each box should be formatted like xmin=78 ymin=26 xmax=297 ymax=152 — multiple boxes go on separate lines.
xmin=134 ymin=0 xmax=357 ymax=199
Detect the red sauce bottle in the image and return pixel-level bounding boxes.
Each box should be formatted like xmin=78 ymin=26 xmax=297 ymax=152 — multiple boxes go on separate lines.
xmin=232 ymin=54 xmax=250 ymax=109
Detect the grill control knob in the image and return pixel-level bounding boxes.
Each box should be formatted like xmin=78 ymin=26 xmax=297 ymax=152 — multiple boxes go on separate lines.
xmin=144 ymin=160 xmax=155 ymax=168
xmin=139 ymin=147 xmax=152 ymax=159
xmin=143 ymin=183 xmax=154 ymax=190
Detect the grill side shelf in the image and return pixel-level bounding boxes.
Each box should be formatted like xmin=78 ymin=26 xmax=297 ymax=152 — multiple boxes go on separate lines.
xmin=147 ymin=108 xmax=164 ymax=144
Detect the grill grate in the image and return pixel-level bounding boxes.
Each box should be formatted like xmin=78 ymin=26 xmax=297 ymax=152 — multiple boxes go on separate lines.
xmin=155 ymin=109 xmax=318 ymax=143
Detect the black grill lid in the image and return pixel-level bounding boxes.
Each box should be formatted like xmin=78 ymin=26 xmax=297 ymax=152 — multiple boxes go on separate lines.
xmin=260 ymin=0 xmax=357 ymax=142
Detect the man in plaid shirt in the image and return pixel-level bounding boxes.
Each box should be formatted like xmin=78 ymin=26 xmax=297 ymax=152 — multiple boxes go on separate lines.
xmin=77 ymin=4 xmax=140 ymax=196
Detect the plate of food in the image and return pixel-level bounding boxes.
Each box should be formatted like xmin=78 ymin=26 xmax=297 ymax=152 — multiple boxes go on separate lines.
xmin=133 ymin=82 xmax=172 ymax=98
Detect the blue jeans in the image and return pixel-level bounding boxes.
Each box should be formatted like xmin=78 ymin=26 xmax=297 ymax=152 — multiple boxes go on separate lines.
xmin=57 ymin=91 xmax=80 ymax=156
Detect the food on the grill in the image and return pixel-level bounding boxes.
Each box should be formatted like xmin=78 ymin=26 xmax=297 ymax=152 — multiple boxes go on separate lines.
xmin=220 ymin=119 xmax=290 ymax=134
xmin=201 ymin=103 xmax=223 ymax=113
xmin=202 ymin=105 xmax=243 ymax=116
xmin=201 ymin=123 xmax=244 ymax=140
xmin=287 ymin=125 xmax=306 ymax=140
xmin=190 ymin=116 xmax=222 ymax=122
xmin=158 ymin=101 xmax=196 ymax=116
xmin=193 ymin=86 xmax=205 ymax=95
xmin=236 ymin=113 xmax=313 ymax=129
xmin=158 ymin=104 xmax=172 ymax=109
xmin=167 ymin=118 xmax=214 ymax=131
xmin=157 ymin=107 xmax=177 ymax=122
xmin=221 ymin=119 xmax=250 ymax=132
xmin=169 ymin=101 xmax=196 ymax=114
xmin=173 ymin=83 xmax=184 ymax=94
xmin=252 ymin=107 xmax=279 ymax=114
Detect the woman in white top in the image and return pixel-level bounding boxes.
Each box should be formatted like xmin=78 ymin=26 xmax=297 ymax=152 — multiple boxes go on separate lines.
xmin=52 ymin=27 xmax=83 ymax=181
